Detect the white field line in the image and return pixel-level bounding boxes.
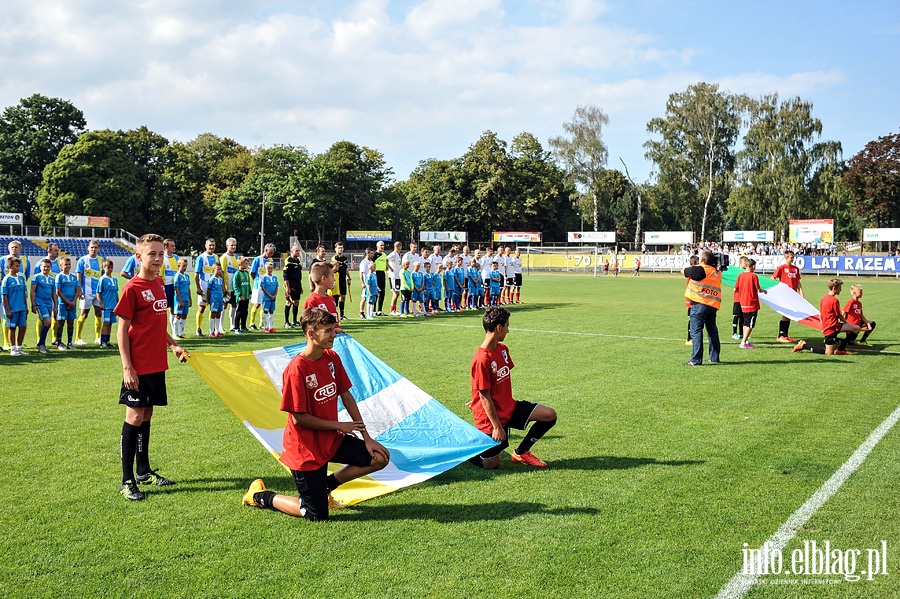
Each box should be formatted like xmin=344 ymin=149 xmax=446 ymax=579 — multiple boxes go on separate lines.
xmin=715 ymin=402 xmax=900 ymax=599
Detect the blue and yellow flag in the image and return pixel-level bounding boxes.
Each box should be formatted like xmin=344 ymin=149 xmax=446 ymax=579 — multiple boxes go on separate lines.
xmin=187 ymin=334 xmax=495 ymax=506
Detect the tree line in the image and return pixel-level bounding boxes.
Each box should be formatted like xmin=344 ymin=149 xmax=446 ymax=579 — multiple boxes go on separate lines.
xmin=1 ymin=88 xmax=897 ymax=254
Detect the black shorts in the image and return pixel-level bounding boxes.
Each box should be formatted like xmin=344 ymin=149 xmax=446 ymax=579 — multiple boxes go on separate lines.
xmin=290 ymin=434 xmax=373 ymax=521
xmin=742 ymin=311 xmax=758 ymax=329
xmin=732 ymin=301 xmax=742 ymax=317
xmin=286 ymin=282 xmax=302 ymax=301
xmin=165 ymin=284 xmax=175 ymax=310
xmin=337 ymin=275 xmax=348 ymax=296
xmin=824 ymin=332 xmax=839 ymax=345
xmin=391 ymin=278 xmax=401 ymax=291
xmin=514 ymin=273 xmax=522 ymax=287
xmin=505 ymin=277 xmax=514 ymax=286
xmin=401 ymin=290 xmax=411 ymax=301
xmin=119 ymin=371 xmax=168 ymax=407
xmin=474 ymin=400 xmax=538 ymax=461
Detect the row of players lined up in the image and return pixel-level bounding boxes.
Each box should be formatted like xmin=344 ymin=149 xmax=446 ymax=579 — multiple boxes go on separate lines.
xmin=0 ymin=237 xmax=527 ymax=353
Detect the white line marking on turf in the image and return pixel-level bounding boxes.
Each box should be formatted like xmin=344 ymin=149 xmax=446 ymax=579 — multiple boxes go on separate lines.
xmin=425 ymin=322 xmax=685 ymax=342
xmin=715 ymin=402 xmax=900 ymax=599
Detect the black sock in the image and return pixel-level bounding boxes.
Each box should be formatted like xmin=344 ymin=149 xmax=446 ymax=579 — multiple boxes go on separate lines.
xmin=732 ymin=316 xmax=740 ymax=335
xmin=136 ymin=421 xmax=151 ymax=476
xmin=255 ymin=490 xmax=277 ymax=509
xmin=284 ymin=306 xmax=291 ymax=323
xmin=838 ymin=336 xmax=849 ymax=351
xmin=121 ymin=422 xmax=140 ymax=484
xmin=783 ymin=321 xmax=791 ymax=337
xmin=291 ymin=305 xmax=299 ymax=321
xmin=516 ymin=418 xmax=557 ymax=455
xmin=860 ymin=321 xmax=875 ymax=342
xmin=326 ymin=474 xmax=340 ymax=492
xmin=339 ymin=300 xmax=345 ymax=317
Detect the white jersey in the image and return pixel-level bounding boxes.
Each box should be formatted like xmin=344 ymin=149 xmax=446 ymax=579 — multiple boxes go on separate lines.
xmin=402 ymin=251 xmax=421 ymax=270
xmin=358 ymin=258 xmax=372 ymax=284
xmin=503 ymin=255 xmax=516 ymax=278
xmin=480 ymin=255 xmax=495 ymax=280
xmin=386 ymin=251 xmax=401 ymax=280
xmin=511 ymin=255 xmax=523 ymax=274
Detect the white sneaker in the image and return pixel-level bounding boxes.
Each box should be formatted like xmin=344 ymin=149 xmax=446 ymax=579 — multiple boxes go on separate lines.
xmin=389 ymin=311 xmax=398 ymax=316
xmin=73 ymin=339 xmax=87 ymax=346
xmin=94 ymin=338 xmax=101 ymax=345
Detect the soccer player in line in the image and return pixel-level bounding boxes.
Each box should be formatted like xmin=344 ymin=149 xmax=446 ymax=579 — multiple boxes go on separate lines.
xmin=467 ymin=258 xmax=481 ymax=309
xmin=357 ymin=247 xmax=374 ymax=319
xmin=172 ymin=258 xmax=192 ymax=339
xmin=32 ymin=243 xmax=60 ymax=346
xmin=455 ymin=256 xmax=466 ymax=311
xmin=731 ymin=256 xmax=751 ymax=340
xmin=2 ymin=257 xmax=28 ymax=355
xmin=793 ymin=278 xmax=860 ymax=356
xmin=488 ymin=261 xmax=503 ymax=306
xmin=115 ymin=234 xmax=188 ymax=501
xmin=399 ymin=259 xmax=413 ymax=317
xmin=331 ymin=242 xmax=352 ymax=321
xmin=468 ymin=306 xmax=557 ymax=469
xmin=411 ymin=260 xmax=426 ymax=316
xmin=842 ymin=284 xmax=875 ymax=346
xmin=734 ymin=259 xmax=766 ymax=349
xmin=30 ymin=258 xmax=57 ymax=353
xmin=386 ymin=241 xmax=402 ymax=315
xmin=249 ymin=243 xmax=275 ymax=331
xmin=304 ymin=262 xmax=345 ymax=334
xmin=54 ymin=256 xmax=80 ymax=350
xmin=259 ymin=261 xmax=279 ymax=332
xmin=163 ymin=239 xmax=181 ymax=333
xmin=96 ymin=259 xmax=120 ymax=349
xmin=74 ymin=240 xmax=104 ymax=346
xmin=206 ymin=263 xmax=226 ymax=337
xmin=511 ymin=248 xmax=523 ymax=303
xmin=193 ymin=238 xmax=218 ymax=336
xmin=242 ymin=308 xmax=390 ymax=520
xmin=231 ymin=257 xmax=252 ymax=334
xmin=120 ymin=252 xmax=139 ymax=280
xmin=218 ymin=238 xmax=240 ymax=332
xmin=283 ymin=244 xmax=304 ymax=328
xmin=773 ymin=250 xmax=803 ymax=343
xmin=364 ymin=262 xmax=379 ymax=320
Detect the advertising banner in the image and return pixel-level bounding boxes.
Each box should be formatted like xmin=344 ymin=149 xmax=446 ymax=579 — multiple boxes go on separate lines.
xmin=65 ymin=215 xmax=110 ymax=227
xmin=796 ymin=255 xmax=900 ymax=274
xmin=0 ymin=212 xmax=23 ymax=226
xmin=568 ymin=231 xmax=615 ymax=243
xmin=789 ymin=219 xmax=833 ymax=243
xmin=643 ymin=231 xmax=693 ymax=245
xmin=863 ymin=228 xmax=900 ymax=242
xmin=723 ymin=230 xmax=774 ymax=242
xmin=493 ymin=231 xmax=541 ymax=243
xmin=419 ymin=231 xmax=468 ymax=243
xmin=346 ymin=230 xmax=392 ymax=242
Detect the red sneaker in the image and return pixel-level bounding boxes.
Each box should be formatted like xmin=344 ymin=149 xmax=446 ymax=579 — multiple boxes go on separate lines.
xmin=511 ymin=451 xmax=547 ymax=467
xmin=792 ymin=340 xmax=806 ymax=353
xmin=835 ymin=349 xmax=851 ymax=355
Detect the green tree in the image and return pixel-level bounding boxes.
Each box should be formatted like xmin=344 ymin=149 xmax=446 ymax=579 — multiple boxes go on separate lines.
xmin=462 ymin=131 xmax=514 ymax=241
xmin=0 ymin=94 xmax=86 ymax=223
xmin=592 ymin=169 xmax=633 ymax=241
xmin=645 ymin=82 xmax=744 ymax=241
xmin=843 ymin=132 xmax=900 ymax=229
xmin=549 ymin=105 xmax=609 ymax=232
xmin=727 ymin=93 xmax=841 ymax=241
xmin=36 ymin=130 xmax=146 ymax=232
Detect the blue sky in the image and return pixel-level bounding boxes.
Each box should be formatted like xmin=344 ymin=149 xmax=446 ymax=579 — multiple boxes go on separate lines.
xmin=1 ymin=0 xmax=897 ymax=183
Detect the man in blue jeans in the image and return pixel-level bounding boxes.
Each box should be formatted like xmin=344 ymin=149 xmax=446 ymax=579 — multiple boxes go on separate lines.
xmin=682 ymin=251 xmax=723 ymax=365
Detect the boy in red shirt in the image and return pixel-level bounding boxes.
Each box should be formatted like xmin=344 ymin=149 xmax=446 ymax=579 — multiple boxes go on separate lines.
xmin=115 ymin=234 xmax=188 ymax=501
xmin=303 ymin=262 xmax=344 ymax=334
xmin=793 ymin=278 xmax=860 ymax=356
xmin=773 ymin=251 xmax=803 ymax=342
xmin=842 ymin=284 xmax=876 ymax=346
xmin=242 ymin=308 xmax=388 ymax=521
xmin=731 ymin=256 xmax=750 ymax=340
xmin=734 ymin=259 xmax=766 ymax=349
xmin=468 ymin=306 xmax=558 ymax=469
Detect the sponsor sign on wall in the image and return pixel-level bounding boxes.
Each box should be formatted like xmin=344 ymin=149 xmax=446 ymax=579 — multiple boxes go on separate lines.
xmin=789 ymin=219 xmax=833 ymax=243
xmin=346 ymin=230 xmax=392 ymax=242
xmin=863 ymin=228 xmax=900 ymax=242
xmin=65 ymin=215 xmax=110 ymax=227
xmin=419 ymin=231 xmax=468 ymax=242
xmin=643 ymin=231 xmax=693 ymax=245
xmin=0 ymin=212 xmax=23 ymax=226
xmin=568 ymin=231 xmax=615 ymax=243
xmin=723 ymin=230 xmax=774 ymax=242
xmin=493 ymin=231 xmax=541 ymax=243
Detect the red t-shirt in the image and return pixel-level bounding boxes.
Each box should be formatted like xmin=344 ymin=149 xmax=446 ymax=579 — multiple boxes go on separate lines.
xmin=773 ymin=264 xmax=801 ymax=291
xmin=469 ymin=343 xmax=516 ymax=433
xmin=303 ymin=292 xmax=338 ymax=320
xmin=819 ymin=294 xmax=842 ymax=336
xmin=114 ymin=276 xmax=169 ymax=375
xmin=279 ymin=349 xmax=352 ymax=471
xmin=842 ymin=299 xmax=863 ymax=326
xmin=735 ymin=271 xmax=762 ymax=313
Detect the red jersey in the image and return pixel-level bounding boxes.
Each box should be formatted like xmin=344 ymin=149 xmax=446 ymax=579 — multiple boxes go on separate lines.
xmin=469 ymin=343 xmax=516 ymax=433
xmin=279 ymin=349 xmax=352 ymax=471
xmin=819 ymin=294 xmax=842 ymax=336
xmin=842 ymin=299 xmax=863 ymax=326
xmin=114 ymin=276 xmax=169 ymax=375
xmin=735 ymin=271 xmax=762 ymax=313
xmin=773 ymin=264 xmax=801 ymax=291
xmin=303 ymin=292 xmax=338 ymax=321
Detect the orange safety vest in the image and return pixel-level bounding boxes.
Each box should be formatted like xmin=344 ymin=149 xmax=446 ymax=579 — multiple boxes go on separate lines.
xmin=684 ymin=264 xmax=722 ymax=309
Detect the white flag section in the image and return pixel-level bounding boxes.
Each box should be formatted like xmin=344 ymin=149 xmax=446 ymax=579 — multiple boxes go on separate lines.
xmin=188 ymin=334 xmax=496 ymax=506
xmin=721 ymin=268 xmax=822 ymax=330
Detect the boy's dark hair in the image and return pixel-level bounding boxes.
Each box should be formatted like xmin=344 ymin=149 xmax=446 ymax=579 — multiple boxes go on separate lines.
xmin=301 ymin=307 xmax=337 ymax=332
xmin=482 ymin=306 xmax=510 ymax=332
xmin=310 ymin=261 xmax=333 ymax=283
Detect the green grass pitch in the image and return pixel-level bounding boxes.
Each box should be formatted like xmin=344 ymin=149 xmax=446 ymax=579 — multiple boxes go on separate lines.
xmin=1 ymin=272 xmax=897 ymax=598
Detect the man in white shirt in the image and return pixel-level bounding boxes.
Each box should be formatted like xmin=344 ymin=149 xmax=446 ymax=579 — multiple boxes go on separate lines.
xmin=357 ymin=247 xmax=374 ymax=318
xmin=386 ymin=241 xmax=402 ymax=315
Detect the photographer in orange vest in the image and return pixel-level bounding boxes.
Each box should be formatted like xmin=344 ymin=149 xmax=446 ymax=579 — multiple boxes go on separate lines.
xmin=683 ymin=250 xmax=724 ymax=366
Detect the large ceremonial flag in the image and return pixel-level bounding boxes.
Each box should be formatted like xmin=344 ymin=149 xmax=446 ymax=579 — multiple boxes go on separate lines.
xmin=721 ymin=267 xmax=822 ymax=329
xmin=187 ymin=334 xmax=496 ymax=506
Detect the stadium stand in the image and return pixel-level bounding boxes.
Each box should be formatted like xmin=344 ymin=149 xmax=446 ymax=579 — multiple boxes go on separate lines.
xmin=0 ymin=237 xmax=134 ymax=257
xmin=0 ymin=237 xmax=45 ymax=256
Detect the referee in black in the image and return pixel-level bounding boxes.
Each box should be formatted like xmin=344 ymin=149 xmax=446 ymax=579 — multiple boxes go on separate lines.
xmin=373 ymin=240 xmax=389 ymax=315
xmin=283 ymin=244 xmax=304 ymax=328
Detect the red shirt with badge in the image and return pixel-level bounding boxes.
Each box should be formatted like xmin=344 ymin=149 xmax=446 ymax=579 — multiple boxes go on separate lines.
xmin=842 ymin=299 xmax=863 ymax=326
xmin=735 ymin=271 xmax=762 ymax=312
xmin=279 ymin=349 xmax=352 ymax=471
xmin=469 ymin=343 xmax=516 ymax=433
xmin=819 ymin=294 xmax=842 ymax=336
xmin=303 ymin=292 xmax=339 ymax=321
xmin=114 ymin=276 xmax=169 ymax=375
xmin=773 ymin=263 xmax=801 ymax=291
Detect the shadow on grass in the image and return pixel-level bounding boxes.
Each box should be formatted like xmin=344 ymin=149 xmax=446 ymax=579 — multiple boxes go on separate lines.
xmin=341 ymin=501 xmax=599 ymax=522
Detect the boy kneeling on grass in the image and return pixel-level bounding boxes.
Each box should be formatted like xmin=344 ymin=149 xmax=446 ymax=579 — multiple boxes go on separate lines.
xmin=793 ymin=278 xmax=861 ymax=356
xmin=243 ymin=307 xmax=389 ymax=521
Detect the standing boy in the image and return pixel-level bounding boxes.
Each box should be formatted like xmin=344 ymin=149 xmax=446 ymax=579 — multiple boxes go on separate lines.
xmin=30 ymin=258 xmax=57 ymax=353
xmin=2 ymin=258 xmax=28 ymax=355
xmin=74 ymin=240 xmax=103 ymax=346
xmin=773 ymin=251 xmax=803 ymax=342
xmin=242 ymin=307 xmax=389 ymax=521
xmin=304 ymin=262 xmax=345 ymax=334
xmin=734 ymin=259 xmax=766 ymax=349
xmin=54 ymin=257 xmax=80 ymax=350
xmin=469 ymin=306 xmax=557 ymax=469
xmin=115 ymin=234 xmax=188 ymax=501
xmin=97 ymin=259 xmax=120 ymax=349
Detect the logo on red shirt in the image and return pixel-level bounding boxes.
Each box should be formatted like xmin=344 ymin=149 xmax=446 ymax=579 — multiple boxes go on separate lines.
xmin=305 ymin=374 xmax=317 ymax=388
xmin=314 ymin=382 xmax=336 ymax=401
xmin=153 ymin=299 xmax=167 ymax=312
xmin=141 ymin=289 xmax=155 ymax=302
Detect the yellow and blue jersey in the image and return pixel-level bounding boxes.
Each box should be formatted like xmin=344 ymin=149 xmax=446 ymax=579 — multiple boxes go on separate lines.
xmin=250 ymin=256 xmax=271 ymax=289
xmin=163 ymin=254 xmax=179 ymax=286
xmin=219 ymin=253 xmax=240 ymax=291
xmin=98 ymin=274 xmax=119 ymax=311
xmin=76 ymin=255 xmax=104 ymax=294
